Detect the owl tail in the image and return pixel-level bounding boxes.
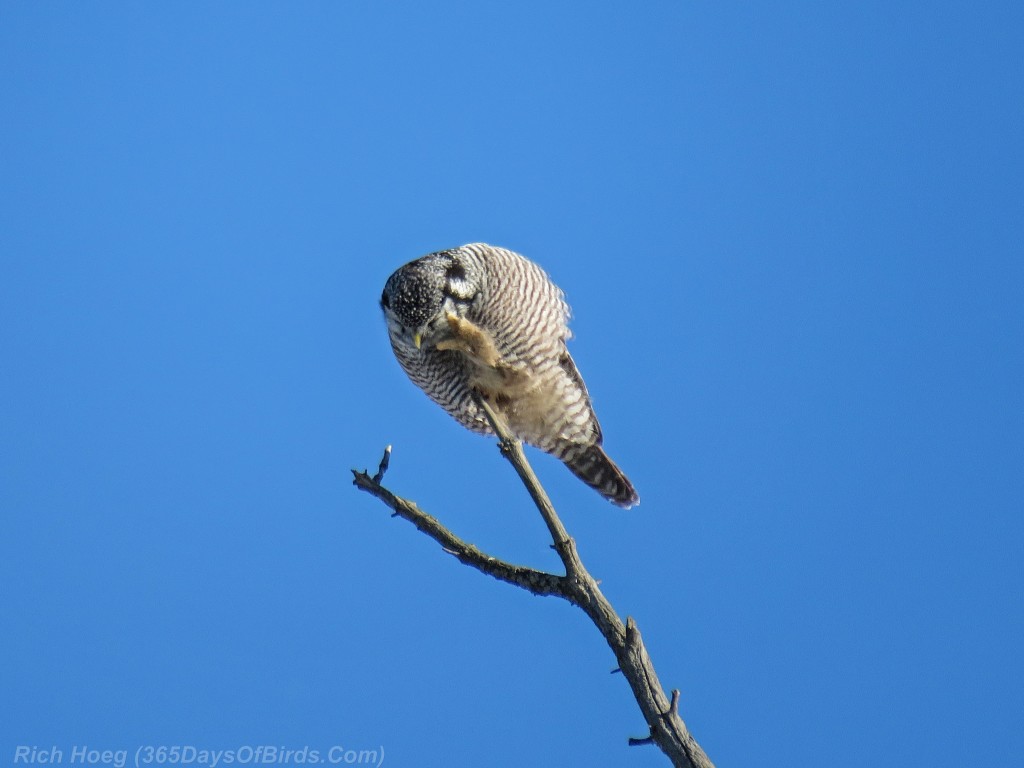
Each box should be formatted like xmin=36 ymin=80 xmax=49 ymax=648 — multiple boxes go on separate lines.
xmin=563 ymin=445 xmax=640 ymax=509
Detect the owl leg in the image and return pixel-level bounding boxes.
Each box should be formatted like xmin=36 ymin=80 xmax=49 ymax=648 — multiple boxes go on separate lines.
xmin=468 ymin=388 xmax=515 ymax=436
xmin=436 ymin=312 xmax=503 ymax=369
xmin=438 ymin=314 xmax=532 ymax=434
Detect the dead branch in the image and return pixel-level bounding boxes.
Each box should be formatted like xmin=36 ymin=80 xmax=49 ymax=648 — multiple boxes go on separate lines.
xmin=352 ymin=424 xmax=714 ymax=768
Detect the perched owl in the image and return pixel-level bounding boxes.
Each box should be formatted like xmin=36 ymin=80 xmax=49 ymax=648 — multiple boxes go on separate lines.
xmin=380 ymin=243 xmax=639 ymax=508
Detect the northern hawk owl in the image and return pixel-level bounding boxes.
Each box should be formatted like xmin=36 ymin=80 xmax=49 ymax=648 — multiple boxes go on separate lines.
xmin=381 ymin=243 xmax=639 ymax=508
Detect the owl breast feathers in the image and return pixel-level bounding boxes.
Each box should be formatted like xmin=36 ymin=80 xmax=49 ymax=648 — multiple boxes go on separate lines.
xmin=380 ymin=243 xmax=639 ymax=508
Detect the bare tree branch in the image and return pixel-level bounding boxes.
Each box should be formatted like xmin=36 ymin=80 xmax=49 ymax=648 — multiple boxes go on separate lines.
xmin=351 ymin=466 xmax=564 ymax=597
xmin=352 ymin=422 xmax=715 ymax=768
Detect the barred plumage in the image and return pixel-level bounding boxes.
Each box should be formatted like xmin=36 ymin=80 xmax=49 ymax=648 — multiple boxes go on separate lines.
xmin=380 ymin=243 xmax=639 ymax=508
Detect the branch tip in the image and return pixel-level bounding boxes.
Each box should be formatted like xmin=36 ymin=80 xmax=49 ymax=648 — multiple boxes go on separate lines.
xmin=372 ymin=444 xmax=392 ymax=483
xmin=628 ymin=733 xmax=655 ymax=747
xmin=625 ymin=616 xmax=640 ymax=648
xmin=666 ymin=689 xmax=681 ymax=718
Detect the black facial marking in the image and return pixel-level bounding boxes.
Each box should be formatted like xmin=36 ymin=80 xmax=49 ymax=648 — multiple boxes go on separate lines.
xmin=445 ymin=261 xmax=467 ymax=282
xmin=442 ymin=257 xmax=479 ymax=305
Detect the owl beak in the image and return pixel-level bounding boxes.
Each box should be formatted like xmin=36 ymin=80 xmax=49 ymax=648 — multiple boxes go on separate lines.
xmin=412 ymin=332 xmax=423 ymax=349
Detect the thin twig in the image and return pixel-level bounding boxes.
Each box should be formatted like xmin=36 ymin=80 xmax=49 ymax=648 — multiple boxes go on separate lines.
xmin=351 ymin=469 xmax=564 ymax=597
xmin=371 ymin=444 xmax=391 ymax=483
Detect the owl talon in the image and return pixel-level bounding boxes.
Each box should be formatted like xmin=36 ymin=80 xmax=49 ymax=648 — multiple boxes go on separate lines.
xmin=438 ymin=312 xmax=502 ymax=368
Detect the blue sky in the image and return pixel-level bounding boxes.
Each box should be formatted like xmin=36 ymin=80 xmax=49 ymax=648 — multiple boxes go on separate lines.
xmin=2 ymin=3 xmax=1021 ymax=767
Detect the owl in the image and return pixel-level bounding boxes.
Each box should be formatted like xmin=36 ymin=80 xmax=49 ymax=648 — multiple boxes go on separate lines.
xmin=380 ymin=243 xmax=639 ymax=508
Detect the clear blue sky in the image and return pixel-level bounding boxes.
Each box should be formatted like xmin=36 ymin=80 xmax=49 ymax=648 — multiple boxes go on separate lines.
xmin=2 ymin=3 xmax=1021 ymax=767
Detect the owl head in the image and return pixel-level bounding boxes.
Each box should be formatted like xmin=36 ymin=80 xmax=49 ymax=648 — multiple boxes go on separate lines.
xmin=381 ymin=249 xmax=480 ymax=351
